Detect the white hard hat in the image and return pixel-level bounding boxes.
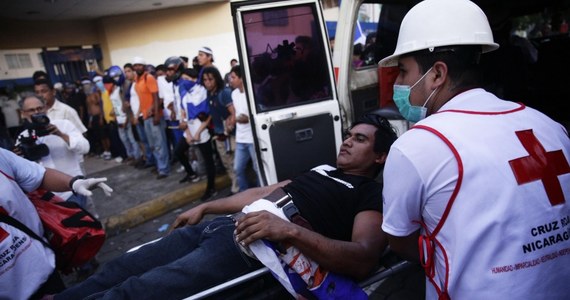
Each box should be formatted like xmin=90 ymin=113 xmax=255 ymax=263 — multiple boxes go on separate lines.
xmin=379 ymin=0 xmax=499 ymax=67
xmin=132 ymin=56 xmax=146 ymax=65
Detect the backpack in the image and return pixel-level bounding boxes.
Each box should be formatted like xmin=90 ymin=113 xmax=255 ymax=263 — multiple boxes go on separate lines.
xmin=0 ymin=186 xmax=106 ymax=274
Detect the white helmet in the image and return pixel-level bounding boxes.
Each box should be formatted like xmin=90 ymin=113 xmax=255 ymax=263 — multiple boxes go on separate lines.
xmin=379 ymin=0 xmax=499 ymax=67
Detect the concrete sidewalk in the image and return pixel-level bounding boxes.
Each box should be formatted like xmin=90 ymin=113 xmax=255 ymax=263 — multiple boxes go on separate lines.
xmin=84 ymin=156 xmax=230 ymax=236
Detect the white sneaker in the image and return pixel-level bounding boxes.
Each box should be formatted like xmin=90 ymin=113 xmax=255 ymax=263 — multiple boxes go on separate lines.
xmin=102 ymin=151 xmax=112 ymax=160
xmin=176 ymin=166 xmax=185 ymax=173
xmin=115 ymin=157 xmax=124 ymax=163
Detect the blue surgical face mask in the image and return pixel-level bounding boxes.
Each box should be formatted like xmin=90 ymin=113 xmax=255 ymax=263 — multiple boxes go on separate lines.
xmin=95 ymin=81 xmax=105 ymax=92
xmin=393 ymin=67 xmax=438 ymax=123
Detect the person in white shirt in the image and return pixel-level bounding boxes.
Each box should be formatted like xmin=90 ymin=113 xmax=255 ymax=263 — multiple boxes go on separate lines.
xmin=0 ymin=148 xmax=112 ymax=300
xmin=34 ymin=79 xmax=87 ymax=134
xmin=229 ymin=65 xmax=261 ymax=191
xmin=379 ymin=0 xmax=570 ymax=299
xmin=0 ymin=92 xmax=21 ymax=140
xmin=107 ymin=66 xmax=141 ymax=164
xmin=156 ymin=63 xmax=179 ymax=162
xmin=16 ymin=94 xmax=90 ymax=207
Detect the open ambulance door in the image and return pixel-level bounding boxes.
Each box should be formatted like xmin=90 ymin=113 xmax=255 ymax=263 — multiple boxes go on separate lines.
xmin=231 ymin=0 xmax=342 ymax=185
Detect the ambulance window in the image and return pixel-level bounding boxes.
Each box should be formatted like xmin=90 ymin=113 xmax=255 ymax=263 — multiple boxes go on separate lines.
xmin=352 ymin=3 xmax=381 ymax=70
xmin=352 ymin=3 xmax=409 ymax=69
xmin=241 ymin=4 xmax=333 ymax=113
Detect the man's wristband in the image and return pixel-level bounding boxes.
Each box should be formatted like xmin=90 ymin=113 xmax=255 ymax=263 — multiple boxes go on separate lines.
xmin=69 ymin=175 xmax=86 ymax=191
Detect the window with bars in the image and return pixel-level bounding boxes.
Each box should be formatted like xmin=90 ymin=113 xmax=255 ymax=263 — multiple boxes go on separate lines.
xmin=5 ymin=53 xmax=33 ymax=69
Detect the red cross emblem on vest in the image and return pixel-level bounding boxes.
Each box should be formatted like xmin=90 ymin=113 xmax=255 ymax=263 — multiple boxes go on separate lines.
xmin=509 ymin=129 xmax=570 ymax=206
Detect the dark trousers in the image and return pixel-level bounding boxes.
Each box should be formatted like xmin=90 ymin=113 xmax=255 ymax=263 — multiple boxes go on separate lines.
xmin=174 ymin=138 xmax=216 ymax=191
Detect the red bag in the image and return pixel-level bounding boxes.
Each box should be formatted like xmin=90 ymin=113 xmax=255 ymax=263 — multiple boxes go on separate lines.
xmin=28 ymin=190 xmax=106 ymax=273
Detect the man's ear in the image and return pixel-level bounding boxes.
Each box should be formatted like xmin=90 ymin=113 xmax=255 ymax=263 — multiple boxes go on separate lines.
xmin=375 ymin=152 xmax=388 ymax=165
xmin=431 ymin=61 xmax=448 ymax=89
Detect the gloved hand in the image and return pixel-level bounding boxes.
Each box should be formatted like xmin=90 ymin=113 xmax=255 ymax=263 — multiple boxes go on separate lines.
xmin=71 ymin=177 xmax=113 ymax=197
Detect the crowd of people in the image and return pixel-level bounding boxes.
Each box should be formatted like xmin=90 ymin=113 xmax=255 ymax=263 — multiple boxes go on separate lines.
xmin=0 ymin=47 xmax=262 ymax=203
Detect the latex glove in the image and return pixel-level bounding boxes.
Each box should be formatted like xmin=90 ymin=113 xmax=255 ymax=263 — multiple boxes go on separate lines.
xmin=72 ymin=177 xmax=113 ymax=197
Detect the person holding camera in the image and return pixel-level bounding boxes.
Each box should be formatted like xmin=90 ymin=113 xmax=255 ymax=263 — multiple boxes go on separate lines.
xmin=15 ymin=94 xmax=90 ymax=207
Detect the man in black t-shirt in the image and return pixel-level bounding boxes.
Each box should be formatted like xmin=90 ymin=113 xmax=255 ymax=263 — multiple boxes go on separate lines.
xmin=54 ymin=114 xmax=398 ymax=300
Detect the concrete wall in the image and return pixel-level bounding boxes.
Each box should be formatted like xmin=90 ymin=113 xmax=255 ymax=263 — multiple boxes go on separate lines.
xmin=0 ymin=2 xmax=238 ymax=79
xmin=99 ymin=2 xmax=238 ymax=74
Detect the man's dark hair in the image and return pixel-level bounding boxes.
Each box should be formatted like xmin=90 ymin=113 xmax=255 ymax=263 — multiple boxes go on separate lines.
xmin=32 ymin=70 xmax=48 ymax=82
xmin=180 ymin=56 xmax=189 ymax=64
xmin=230 ymin=65 xmax=241 ymax=79
xmin=182 ymin=68 xmax=198 ymax=79
xmin=123 ymin=63 xmax=133 ymax=70
xmin=230 ymin=58 xmax=238 ymax=64
xmin=352 ymin=114 xmax=398 ymax=155
xmin=405 ymin=45 xmax=482 ymax=91
xmin=34 ymin=78 xmax=53 ymax=90
xmin=156 ymin=64 xmax=167 ymax=72
xmin=201 ymin=67 xmax=224 ymax=93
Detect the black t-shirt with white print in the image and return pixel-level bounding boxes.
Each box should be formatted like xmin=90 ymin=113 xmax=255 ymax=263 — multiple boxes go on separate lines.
xmin=282 ymin=165 xmax=382 ymax=242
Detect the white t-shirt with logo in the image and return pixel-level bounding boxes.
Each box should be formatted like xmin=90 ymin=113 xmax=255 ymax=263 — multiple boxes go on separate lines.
xmin=0 ymin=149 xmax=55 ymax=300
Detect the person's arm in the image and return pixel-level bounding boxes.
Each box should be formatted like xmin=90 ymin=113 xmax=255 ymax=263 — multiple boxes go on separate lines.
xmin=152 ymin=92 xmax=161 ymax=125
xmin=170 ymin=180 xmax=291 ymax=230
xmin=235 ymin=210 xmax=385 ymax=279
xmin=41 ymin=168 xmax=112 ymax=197
xmin=387 ymin=230 xmax=420 ymax=262
xmin=192 ymin=115 xmax=211 ymax=142
xmin=225 ymin=104 xmax=236 ymax=133
xmin=40 ymin=168 xmax=73 ymax=192
xmin=48 ymin=121 xmax=89 ymax=154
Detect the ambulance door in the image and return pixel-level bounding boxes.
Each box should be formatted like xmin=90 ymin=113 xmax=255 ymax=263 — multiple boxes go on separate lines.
xmin=231 ymin=0 xmax=341 ymax=185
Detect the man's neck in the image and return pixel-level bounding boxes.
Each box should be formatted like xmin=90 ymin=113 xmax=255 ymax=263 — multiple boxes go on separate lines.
xmin=46 ymin=99 xmax=56 ymax=109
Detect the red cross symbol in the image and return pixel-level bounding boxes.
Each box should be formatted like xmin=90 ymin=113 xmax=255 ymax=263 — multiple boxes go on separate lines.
xmin=509 ymin=129 xmax=570 ymax=206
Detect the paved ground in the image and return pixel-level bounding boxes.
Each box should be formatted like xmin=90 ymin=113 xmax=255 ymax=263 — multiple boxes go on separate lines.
xmin=62 ymin=155 xmax=424 ymax=299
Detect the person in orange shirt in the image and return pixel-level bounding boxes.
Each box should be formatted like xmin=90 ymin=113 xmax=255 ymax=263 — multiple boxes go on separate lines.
xmin=132 ymin=57 xmax=170 ymax=179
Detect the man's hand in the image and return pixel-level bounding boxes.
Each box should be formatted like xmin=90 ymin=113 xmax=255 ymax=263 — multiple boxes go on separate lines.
xmin=153 ymin=114 xmax=161 ymax=126
xmin=236 ymin=113 xmax=249 ymax=124
xmin=170 ymin=205 xmax=205 ymax=232
xmin=72 ymin=177 xmax=113 ymax=197
xmin=179 ymin=121 xmax=188 ymax=130
xmin=46 ymin=124 xmax=61 ymax=136
xmin=234 ymin=211 xmax=295 ymax=246
xmin=47 ymin=124 xmax=70 ymax=145
xmin=12 ymin=146 xmax=23 ymax=157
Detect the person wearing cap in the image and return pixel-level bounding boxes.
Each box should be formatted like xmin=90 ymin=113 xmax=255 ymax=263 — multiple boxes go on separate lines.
xmin=379 ymin=0 xmax=570 ymax=299
xmin=132 ymin=56 xmax=170 ymax=179
xmin=197 ymin=46 xmax=215 ymax=69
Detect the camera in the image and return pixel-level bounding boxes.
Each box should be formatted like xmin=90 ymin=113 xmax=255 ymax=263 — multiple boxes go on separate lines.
xmin=18 ymin=114 xmax=51 ymax=161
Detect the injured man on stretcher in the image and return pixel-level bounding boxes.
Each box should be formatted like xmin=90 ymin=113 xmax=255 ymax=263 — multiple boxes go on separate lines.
xmin=53 ymin=113 xmax=398 ymax=300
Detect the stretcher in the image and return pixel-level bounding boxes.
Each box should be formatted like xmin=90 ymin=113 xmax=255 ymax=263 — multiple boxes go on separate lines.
xmin=128 ymin=241 xmax=417 ymax=299
xmin=182 ymin=249 xmax=416 ymax=300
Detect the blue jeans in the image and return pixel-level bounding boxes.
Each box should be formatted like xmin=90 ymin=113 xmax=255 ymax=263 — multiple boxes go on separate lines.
xmin=118 ymin=122 xmax=141 ymax=159
xmin=136 ymin=120 xmax=154 ymax=166
xmin=234 ymin=142 xmax=261 ymax=192
xmin=66 ymin=193 xmax=87 ymax=208
xmin=144 ymin=118 xmax=170 ymax=175
xmin=55 ymin=217 xmax=262 ymax=300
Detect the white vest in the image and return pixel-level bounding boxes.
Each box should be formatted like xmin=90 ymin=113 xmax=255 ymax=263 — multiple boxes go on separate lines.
xmin=415 ymin=91 xmax=570 ymax=299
